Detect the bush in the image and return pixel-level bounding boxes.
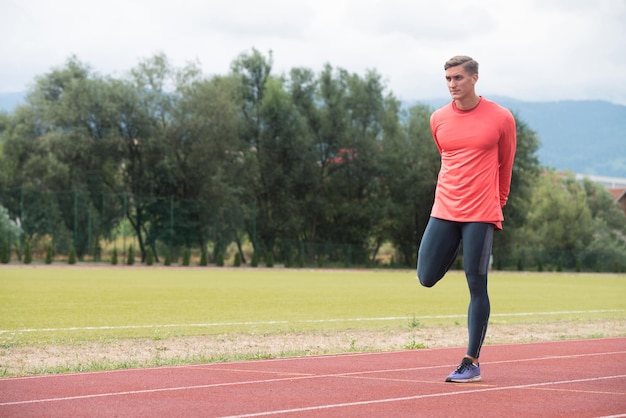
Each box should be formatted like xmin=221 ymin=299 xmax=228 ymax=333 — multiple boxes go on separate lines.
xmin=164 ymin=250 xmax=171 ymax=266
xmin=297 ymin=253 xmax=305 ymax=268
xmin=182 ymin=248 xmax=190 ymax=266
xmin=111 ymin=247 xmax=118 ymax=265
xmin=45 ymin=244 xmax=53 ymax=264
xmin=495 ymin=257 xmax=502 ymax=270
xmin=265 ymin=252 xmax=274 ymax=268
xmin=145 ymin=247 xmax=154 ymax=266
xmin=1 ymin=240 xmax=9 ymax=264
xmin=284 ymin=250 xmax=293 ymax=268
xmin=126 ymin=245 xmax=135 ymax=265
xmin=23 ymin=240 xmax=32 ymax=264
xmin=251 ymin=252 xmax=259 ymax=267
xmin=233 ymin=252 xmax=242 ymax=267
xmin=68 ymin=246 xmax=77 ymax=264
xmin=216 ymin=252 xmax=224 ymax=267
xmin=199 ymin=250 xmax=207 ymax=266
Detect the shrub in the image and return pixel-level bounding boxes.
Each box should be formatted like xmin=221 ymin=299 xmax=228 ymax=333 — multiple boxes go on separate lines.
xmin=182 ymin=248 xmax=190 ymax=266
xmin=164 ymin=250 xmax=171 ymax=266
xmin=216 ymin=252 xmax=224 ymax=267
xmin=45 ymin=244 xmax=53 ymax=264
xmin=199 ymin=250 xmax=207 ymax=266
xmin=23 ymin=240 xmax=32 ymax=264
xmin=126 ymin=245 xmax=135 ymax=265
xmin=111 ymin=248 xmax=118 ymax=265
xmin=1 ymin=240 xmax=9 ymax=264
xmin=145 ymin=248 xmax=154 ymax=266
xmin=233 ymin=252 xmax=242 ymax=267
xmin=251 ymin=252 xmax=259 ymax=267
xmin=495 ymin=257 xmax=502 ymax=270
xmin=297 ymin=253 xmax=305 ymax=268
xmin=453 ymin=258 xmax=460 ymax=270
xmin=68 ymin=246 xmax=77 ymax=264
xmin=284 ymin=250 xmax=293 ymax=268
xmin=265 ymin=252 xmax=274 ymax=268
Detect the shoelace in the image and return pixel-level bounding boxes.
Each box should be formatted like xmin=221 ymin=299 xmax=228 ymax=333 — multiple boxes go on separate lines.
xmin=455 ymin=359 xmax=474 ymax=373
xmin=455 ymin=363 xmax=468 ymax=373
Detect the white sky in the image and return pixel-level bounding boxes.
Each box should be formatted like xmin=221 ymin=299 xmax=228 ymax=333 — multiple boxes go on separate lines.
xmin=1 ymin=0 xmax=625 ymax=104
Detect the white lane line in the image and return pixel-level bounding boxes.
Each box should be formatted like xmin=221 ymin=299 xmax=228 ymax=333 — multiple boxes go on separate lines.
xmin=1 ymin=351 xmax=625 ymax=407
xmin=1 ymin=309 xmax=622 ymax=334
xmin=2 ymin=373 xmax=624 ymax=411
xmin=222 ymin=374 xmax=626 ymax=417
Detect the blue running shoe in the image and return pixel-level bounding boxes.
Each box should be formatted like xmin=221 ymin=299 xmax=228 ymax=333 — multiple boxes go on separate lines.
xmin=445 ymin=357 xmax=481 ymax=383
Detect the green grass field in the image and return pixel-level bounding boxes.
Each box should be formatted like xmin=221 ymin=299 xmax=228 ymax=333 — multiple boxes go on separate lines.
xmin=1 ymin=266 xmax=625 ymax=347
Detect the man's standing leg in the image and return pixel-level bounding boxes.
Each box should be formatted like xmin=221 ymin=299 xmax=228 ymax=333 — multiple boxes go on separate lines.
xmin=461 ymin=222 xmax=494 ymax=360
xmin=445 ymin=222 xmax=493 ymax=383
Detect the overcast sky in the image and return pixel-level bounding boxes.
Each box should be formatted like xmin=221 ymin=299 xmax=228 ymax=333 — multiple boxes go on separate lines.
xmin=1 ymin=0 xmax=625 ymax=104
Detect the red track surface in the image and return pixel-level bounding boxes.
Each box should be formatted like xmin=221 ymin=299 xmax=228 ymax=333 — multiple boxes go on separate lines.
xmin=1 ymin=338 xmax=625 ymax=417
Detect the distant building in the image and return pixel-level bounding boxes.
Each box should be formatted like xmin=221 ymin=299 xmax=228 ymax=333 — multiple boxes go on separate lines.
xmin=576 ymin=174 xmax=626 ymax=216
xmin=609 ymin=188 xmax=626 ymax=215
xmin=575 ymin=174 xmax=626 ymax=189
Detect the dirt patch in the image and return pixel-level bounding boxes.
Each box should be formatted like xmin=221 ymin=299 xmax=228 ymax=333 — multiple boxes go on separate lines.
xmin=2 ymin=319 xmax=625 ymax=377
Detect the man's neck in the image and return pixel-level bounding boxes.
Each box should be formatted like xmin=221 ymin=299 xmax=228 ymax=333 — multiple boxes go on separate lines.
xmin=454 ymin=95 xmax=481 ymax=111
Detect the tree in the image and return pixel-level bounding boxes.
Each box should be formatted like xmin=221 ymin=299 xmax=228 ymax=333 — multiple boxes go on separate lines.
xmin=492 ymin=115 xmax=541 ymax=267
xmin=161 ymin=73 xmax=241 ymax=262
xmin=305 ymin=66 xmax=391 ymax=263
xmin=523 ymin=172 xmax=594 ymax=269
xmin=255 ymin=76 xmax=318 ymax=262
xmin=230 ymin=48 xmax=274 ymax=258
xmin=380 ymin=103 xmax=439 ymax=266
xmin=0 ymin=57 xmax=123 ymax=258
xmin=580 ymin=178 xmax=626 ymax=270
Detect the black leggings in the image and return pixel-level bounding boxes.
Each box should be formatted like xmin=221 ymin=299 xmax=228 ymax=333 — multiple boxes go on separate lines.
xmin=417 ymin=217 xmax=494 ymax=358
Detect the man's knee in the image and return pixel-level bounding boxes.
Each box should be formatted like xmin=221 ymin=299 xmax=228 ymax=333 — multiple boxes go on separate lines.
xmin=417 ymin=272 xmax=437 ymax=288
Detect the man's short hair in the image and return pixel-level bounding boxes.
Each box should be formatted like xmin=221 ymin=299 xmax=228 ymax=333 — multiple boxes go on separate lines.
xmin=444 ymin=56 xmax=479 ymax=75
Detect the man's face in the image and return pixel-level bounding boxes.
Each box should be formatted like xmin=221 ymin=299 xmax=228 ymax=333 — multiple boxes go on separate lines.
xmin=445 ymin=65 xmax=478 ymax=101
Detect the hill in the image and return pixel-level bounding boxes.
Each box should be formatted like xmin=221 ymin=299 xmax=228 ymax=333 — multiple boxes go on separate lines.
xmin=1 ymin=92 xmax=625 ymax=177
xmin=413 ymin=97 xmax=626 ymax=178
xmin=0 ymin=92 xmax=25 ymax=113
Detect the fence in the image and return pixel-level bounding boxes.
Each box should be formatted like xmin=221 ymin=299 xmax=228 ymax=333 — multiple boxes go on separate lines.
xmin=1 ymin=187 xmax=625 ymax=272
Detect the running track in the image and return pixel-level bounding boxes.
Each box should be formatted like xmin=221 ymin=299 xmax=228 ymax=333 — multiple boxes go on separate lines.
xmin=1 ymin=338 xmax=625 ymax=417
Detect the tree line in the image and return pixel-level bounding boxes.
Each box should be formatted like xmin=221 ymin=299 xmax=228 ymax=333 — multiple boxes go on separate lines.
xmin=0 ymin=49 xmax=624 ymax=271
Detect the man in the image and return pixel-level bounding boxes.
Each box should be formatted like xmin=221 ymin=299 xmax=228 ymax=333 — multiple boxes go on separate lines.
xmin=417 ymin=56 xmax=516 ymax=383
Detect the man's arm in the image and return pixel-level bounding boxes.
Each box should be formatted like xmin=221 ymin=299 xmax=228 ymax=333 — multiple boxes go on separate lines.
xmin=498 ymin=112 xmax=517 ymax=207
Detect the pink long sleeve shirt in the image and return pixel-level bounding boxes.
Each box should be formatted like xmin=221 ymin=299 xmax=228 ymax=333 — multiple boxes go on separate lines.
xmin=429 ymin=97 xmax=517 ymax=230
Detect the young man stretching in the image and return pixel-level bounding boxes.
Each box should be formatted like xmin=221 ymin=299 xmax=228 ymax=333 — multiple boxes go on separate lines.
xmin=417 ymin=56 xmax=517 ymax=382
